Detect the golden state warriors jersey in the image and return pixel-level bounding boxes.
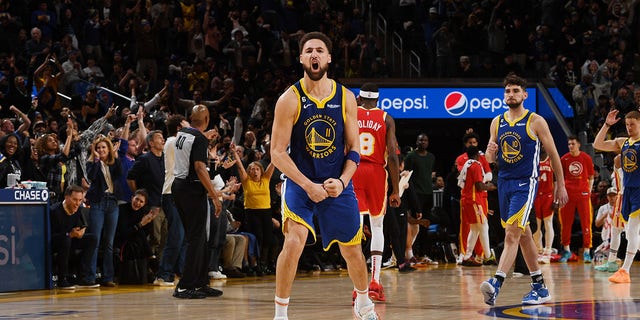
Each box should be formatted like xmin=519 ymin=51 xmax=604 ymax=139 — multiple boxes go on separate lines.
xmin=495 ymin=110 xmax=540 ymax=180
xmin=621 ymin=138 xmax=640 ymax=188
xmin=290 ymin=79 xmax=347 ymax=182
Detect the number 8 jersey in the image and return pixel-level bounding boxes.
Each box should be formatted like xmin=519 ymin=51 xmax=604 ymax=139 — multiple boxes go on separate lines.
xmin=356 ymin=106 xmax=388 ymax=166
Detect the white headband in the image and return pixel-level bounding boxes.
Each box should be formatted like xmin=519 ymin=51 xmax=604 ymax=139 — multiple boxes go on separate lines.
xmin=359 ymin=90 xmax=379 ymax=99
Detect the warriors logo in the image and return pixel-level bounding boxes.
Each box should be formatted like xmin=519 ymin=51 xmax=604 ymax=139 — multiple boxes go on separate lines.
xmin=499 ymin=132 xmax=523 ymax=164
xmin=304 ymin=115 xmax=337 ymax=158
xmin=622 ymin=148 xmax=638 ymax=173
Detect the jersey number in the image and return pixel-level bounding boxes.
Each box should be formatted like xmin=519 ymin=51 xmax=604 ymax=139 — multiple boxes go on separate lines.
xmin=359 ymin=132 xmax=375 ymax=156
xmin=176 ymin=136 xmax=186 ymax=150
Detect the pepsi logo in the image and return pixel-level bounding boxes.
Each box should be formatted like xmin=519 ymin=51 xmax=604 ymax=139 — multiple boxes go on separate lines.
xmin=444 ymin=91 xmax=467 ymax=116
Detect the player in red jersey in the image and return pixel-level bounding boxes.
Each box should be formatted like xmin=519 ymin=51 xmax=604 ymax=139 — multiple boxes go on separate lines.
xmin=559 ymin=136 xmax=594 ymax=263
xmin=352 ymin=83 xmax=400 ymax=302
xmin=455 ymin=130 xmax=494 ymax=263
xmin=458 ymin=146 xmax=496 ymax=266
xmin=533 ymin=147 xmax=555 ymax=264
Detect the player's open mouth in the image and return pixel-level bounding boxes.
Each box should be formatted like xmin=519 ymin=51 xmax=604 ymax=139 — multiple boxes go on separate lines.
xmin=312 ymin=62 xmax=319 ymax=71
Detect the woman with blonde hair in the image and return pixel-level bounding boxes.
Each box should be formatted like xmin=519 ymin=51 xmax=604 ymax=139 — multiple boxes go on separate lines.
xmin=85 ymin=135 xmax=123 ymax=287
xmin=231 ymin=142 xmax=275 ymax=274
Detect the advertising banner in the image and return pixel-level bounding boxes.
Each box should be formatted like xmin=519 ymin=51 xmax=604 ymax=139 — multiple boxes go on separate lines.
xmin=352 ymin=87 xmax=538 ymax=119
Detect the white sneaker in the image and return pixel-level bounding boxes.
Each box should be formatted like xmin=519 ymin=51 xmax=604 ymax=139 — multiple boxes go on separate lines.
xmin=153 ymin=278 xmax=175 ymax=286
xmin=354 ymin=301 xmax=378 ymax=320
xmin=422 ymin=256 xmax=439 ymax=265
xmin=208 ymin=271 xmax=227 ymax=279
xmin=538 ymin=254 xmax=550 ymax=264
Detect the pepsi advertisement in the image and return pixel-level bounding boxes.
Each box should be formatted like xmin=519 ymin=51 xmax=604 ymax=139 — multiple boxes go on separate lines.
xmin=353 ymin=87 xmax=538 ymax=119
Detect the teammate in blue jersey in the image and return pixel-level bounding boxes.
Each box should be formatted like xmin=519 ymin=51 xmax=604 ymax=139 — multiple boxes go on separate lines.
xmin=270 ymin=31 xmax=378 ymax=320
xmin=480 ymin=74 xmax=568 ymax=306
xmin=594 ymin=109 xmax=640 ymax=283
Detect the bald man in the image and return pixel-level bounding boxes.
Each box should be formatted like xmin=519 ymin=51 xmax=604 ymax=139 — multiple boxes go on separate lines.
xmin=171 ymin=105 xmax=222 ymax=299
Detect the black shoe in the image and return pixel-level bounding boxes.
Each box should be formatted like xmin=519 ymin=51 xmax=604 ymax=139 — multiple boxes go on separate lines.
xmin=253 ymin=266 xmax=264 ymax=277
xmin=398 ymin=263 xmax=417 ymax=273
xmin=173 ymin=287 xmax=206 ymax=299
xmin=223 ymin=267 xmax=246 ymax=278
xmin=197 ymin=286 xmax=223 ymax=297
xmin=57 ymin=280 xmax=76 ymax=290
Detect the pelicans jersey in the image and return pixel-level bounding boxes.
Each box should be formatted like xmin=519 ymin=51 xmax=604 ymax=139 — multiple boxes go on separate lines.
xmin=494 ymin=110 xmax=540 ymax=228
xmin=620 ymin=138 xmax=640 ymax=220
xmin=281 ymin=79 xmax=362 ymax=250
xmin=353 ymin=107 xmax=389 ymax=216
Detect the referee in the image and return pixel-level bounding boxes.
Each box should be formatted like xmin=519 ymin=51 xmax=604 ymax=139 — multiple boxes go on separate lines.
xmin=172 ymin=104 xmax=223 ymax=299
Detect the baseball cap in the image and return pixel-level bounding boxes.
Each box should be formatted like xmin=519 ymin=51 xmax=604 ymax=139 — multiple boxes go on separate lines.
xmin=429 ymin=7 xmax=438 ymax=14
xmin=607 ymin=187 xmax=618 ymax=195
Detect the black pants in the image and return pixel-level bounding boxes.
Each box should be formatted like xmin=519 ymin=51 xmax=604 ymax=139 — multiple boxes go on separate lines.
xmin=52 ymin=233 xmax=97 ymax=282
xmin=246 ymin=208 xmax=273 ymax=265
xmin=172 ymin=179 xmax=211 ymax=289
xmin=383 ymin=206 xmax=408 ymax=265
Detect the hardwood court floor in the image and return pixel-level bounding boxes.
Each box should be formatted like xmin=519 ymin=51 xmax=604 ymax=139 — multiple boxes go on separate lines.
xmin=1 ymin=262 xmax=640 ymax=319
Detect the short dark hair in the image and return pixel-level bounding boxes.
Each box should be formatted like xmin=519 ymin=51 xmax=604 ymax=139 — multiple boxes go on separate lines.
xmin=503 ymin=73 xmax=527 ymax=90
xmin=166 ymin=115 xmax=185 ymax=137
xmin=64 ymin=184 xmax=84 ymax=196
xmin=462 ymin=132 xmax=480 ymax=144
xmin=299 ymin=31 xmax=333 ymax=53
xmin=134 ymin=188 xmax=149 ymax=200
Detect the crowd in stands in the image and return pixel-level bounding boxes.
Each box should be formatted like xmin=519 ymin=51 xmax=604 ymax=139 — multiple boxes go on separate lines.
xmin=0 ymin=0 xmax=638 ymax=285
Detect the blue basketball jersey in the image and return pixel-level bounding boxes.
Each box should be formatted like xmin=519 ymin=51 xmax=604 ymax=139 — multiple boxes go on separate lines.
xmin=621 ymin=138 xmax=640 ymax=188
xmin=289 ymin=79 xmax=348 ymax=183
xmin=495 ymin=110 xmax=540 ymax=180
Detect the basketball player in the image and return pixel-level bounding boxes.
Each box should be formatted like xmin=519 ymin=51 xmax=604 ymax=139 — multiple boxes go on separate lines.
xmin=455 ymin=130 xmax=494 ymax=263
xmin=593 ymin=109 xmax=640 ymax=283
xmin=352 ymin=82 xmax=401 ymax=302
xmin=458 ymin=146 xmax=496 ymax=266
xmin=480 ymin=74 xmax=568 ymax=306
xmin=533 ymin=147 xmax=555 ymax=264
xmin=270 ymin=32 xmax=378 ymax=320
xmin=593 ymin=154 xmax=623 ymax=272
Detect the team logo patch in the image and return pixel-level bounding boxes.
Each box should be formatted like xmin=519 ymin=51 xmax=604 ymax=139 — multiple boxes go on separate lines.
xmin=499 ymin=132 xmax=523 ymax=164
xmin=623 ymin=148 xmax=638 ymax=173
xmin=568 ymin=161 xmax=583 ymax=176
xmin=304 ymin=115 xmax=337 ymax=158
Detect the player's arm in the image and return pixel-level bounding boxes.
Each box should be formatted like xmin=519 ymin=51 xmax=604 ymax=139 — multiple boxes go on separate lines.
xmin=593 ymin=109 xmax=624 ymax=152
xmin=484 ymin=116 xmax=499 ymax=163
xmin=271 ymin=88 xmax=326 ymax=202
xmin=532 ymin=114 xmax=568 ymax=207
xmin=325 ymin=89 xmax=360 ymax=197
xmin=386 ymin=113 xmax=401 ymax=207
